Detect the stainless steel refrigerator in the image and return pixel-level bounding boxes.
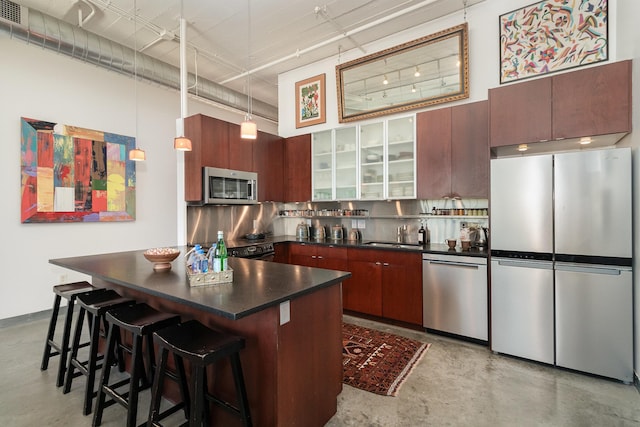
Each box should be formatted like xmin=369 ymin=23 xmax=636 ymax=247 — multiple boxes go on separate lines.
xmin=490 ymin=147 xmax=633 ymax=383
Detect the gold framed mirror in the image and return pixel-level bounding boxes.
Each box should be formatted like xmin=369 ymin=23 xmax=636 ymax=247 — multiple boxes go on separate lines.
xmin=336 ymin=23 xmax=469 ymax=123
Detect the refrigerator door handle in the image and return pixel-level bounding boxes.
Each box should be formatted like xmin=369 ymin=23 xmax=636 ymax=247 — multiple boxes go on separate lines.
xmin=495 ymin=259 xmax=553 ymax=270
xmin=555 ymin=263 xmax=626 ymax=276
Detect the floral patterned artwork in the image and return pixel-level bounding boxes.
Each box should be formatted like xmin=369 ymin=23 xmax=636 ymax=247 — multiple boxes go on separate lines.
xmin=20 ymin=117 xmax=136 ymax=223
xmin=295 ymin=74 xmax=326 ymax=128
xmin=499 ymin=0 xmax=608 ymax=83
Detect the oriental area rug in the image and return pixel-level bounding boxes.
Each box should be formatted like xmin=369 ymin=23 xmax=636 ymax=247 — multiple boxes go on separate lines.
xmin=342 ymin=322 xmax=430 ymax=396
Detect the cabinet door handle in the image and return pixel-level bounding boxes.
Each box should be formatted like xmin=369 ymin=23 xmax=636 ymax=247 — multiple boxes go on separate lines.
xmin=383 ymin=263 xmax=389 ymax=266
xmin=317 ymin=256 xmax=324 ymax=259
xmin=375 ymin=261 xmax=382 ymax=265
xmin=311 ymin=255 xmax=317 ymax=259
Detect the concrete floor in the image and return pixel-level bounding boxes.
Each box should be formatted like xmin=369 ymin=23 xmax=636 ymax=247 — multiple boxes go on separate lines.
xmin=1 ymin=311 xmax=640 ymax=427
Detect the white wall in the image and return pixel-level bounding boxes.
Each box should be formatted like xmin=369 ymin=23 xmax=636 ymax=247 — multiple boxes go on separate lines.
xmin=278 ymin=0 xmax=620 ymax=136
xmin=0 ymin=36 xmax=275 ymax=320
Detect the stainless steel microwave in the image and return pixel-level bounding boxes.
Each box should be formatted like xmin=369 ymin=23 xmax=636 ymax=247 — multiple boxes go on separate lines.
xmin=203 ymin=167 xmax=258 ymax=204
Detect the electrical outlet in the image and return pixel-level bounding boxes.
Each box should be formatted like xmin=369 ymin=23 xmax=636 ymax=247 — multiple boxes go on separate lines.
xmin=253 ymin=219 xmax=258 ymax=229
xmin=358 ymin=219 xmax=366 ymax=229
xmin=461 ymin=222 xmax=467 ymax=228
xmin=59 ymin=274 xmax=68 ymax=283
xmin=279 ymin=301 xmax=290 ymax=325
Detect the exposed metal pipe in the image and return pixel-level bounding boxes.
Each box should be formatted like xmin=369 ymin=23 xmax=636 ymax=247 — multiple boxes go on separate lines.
xmin=221 ymin=0 xmax=439 ymax=84
xmin=77 ymin=0 xmax=95 ymax=28
xmin=0 ymin=7 xmax=278 ymax=122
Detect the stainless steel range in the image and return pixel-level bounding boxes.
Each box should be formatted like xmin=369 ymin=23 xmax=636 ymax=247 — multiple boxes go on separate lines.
xmin=228 ymin=241 xmax=275 ymax=260
xmin=195 ymin=240 xmax=275 ymax=261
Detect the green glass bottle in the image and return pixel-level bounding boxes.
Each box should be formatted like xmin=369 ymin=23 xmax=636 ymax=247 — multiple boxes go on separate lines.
xmin=213 ymin=230 xmax=228 ymax=272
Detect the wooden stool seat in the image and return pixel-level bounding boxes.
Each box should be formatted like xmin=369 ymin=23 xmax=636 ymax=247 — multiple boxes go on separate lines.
xmin=92 ymin=303 xmax=181 ymax=427
xmin=41 ymin=281 xmax=97 ymax=387
xmin=64 ymin=289 xmax=135 ymax=415
xmin=148 ymin=320 xmax=252 ymax=427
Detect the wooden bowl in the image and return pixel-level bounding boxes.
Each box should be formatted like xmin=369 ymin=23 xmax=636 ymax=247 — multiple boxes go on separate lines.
xmin=143 ymin=248 xmax=180 ymax=271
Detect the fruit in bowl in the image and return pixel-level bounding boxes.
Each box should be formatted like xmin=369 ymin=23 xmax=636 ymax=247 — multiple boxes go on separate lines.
xmin=143 ymin=247 xmax=180 ymax=271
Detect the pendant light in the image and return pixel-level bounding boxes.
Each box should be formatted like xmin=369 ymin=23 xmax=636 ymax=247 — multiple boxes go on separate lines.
xmin=128 ymin=0 xmax=145 ymax=161
xmin=240 ymin=0 xmax=257 ymax=139
xmin=174 ymin=0 xmax=192 ymax=151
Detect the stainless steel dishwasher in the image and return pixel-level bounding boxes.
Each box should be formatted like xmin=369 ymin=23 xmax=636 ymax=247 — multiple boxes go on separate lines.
xmin=423 ymin=253 xmax=488 ymax=341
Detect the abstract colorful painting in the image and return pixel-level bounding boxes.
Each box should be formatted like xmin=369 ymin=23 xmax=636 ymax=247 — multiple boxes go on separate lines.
xmin=295 ymin=74 xmax=326 ymax=128
xmin=499 ymin=0 xmax=608 ymax=83
xmin=20 ymin=117 xmax=136 ymax=223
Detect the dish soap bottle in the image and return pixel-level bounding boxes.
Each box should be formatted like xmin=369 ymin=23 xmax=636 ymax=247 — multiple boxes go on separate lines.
xmin=213 ymin=231 xmax=228 ymax=272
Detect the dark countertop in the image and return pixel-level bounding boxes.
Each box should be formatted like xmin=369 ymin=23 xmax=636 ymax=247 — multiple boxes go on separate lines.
xmin=50 ymin=247 xmax=351 ymax=320
xmin=229 ymin=235 xmax=488 ymax=258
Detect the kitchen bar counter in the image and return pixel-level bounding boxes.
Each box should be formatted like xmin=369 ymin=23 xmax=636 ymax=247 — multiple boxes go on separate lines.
xmin=50 ymin=248 xmax=350 ymax=320
xmin=50 ymin=248 xmax=350 ymax=427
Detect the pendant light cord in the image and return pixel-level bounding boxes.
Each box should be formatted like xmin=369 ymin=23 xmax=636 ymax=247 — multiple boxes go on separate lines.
xmin=247 ymin=0 xmax=252 ymax=119
xmin=134 ymin=0 xmax=138 ymax=141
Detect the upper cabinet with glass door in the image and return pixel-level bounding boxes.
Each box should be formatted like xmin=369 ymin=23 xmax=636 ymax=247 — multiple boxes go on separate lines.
xmin=312 ymin=130 xmax=333 ymax=201
xmin=312 ymin=127 xmax=358 ymax=201
xmin=360 ymin=122 xmax=385 ymax=200
xmin=335 ymin=127 xmax=358 ymax=199
xmin=387 ymin=116 xmax=416 ymax=199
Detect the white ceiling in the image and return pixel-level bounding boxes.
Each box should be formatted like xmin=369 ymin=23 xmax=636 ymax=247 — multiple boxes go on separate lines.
xmin=13 ymin=0 xmax=483 ymax=113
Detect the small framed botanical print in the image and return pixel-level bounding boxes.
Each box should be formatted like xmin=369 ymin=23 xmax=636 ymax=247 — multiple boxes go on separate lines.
xmin=295 ymin=74 xmax=326 ymax=128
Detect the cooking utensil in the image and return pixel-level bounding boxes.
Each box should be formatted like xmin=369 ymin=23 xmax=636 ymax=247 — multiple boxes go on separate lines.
xmin=331 ymin=224 xmax=344 ymax=240
xmin=314 ymin=225 xmax=326 ymax=240
xmin=296 ymin=222 xmax=309 ymax=239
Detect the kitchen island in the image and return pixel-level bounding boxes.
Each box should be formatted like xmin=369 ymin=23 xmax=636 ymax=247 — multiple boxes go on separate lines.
xmin=50 ymin=248 xmax=351 ymax=427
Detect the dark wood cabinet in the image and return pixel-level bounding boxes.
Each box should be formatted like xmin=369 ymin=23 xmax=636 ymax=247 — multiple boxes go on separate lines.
xmin=345 ymin=249 xmax=382 ymax=316
xmin=253 ymin=132 xmax=284 ymax=202
xmin=451 ymin=101 xmax=489 ymax=198
xmin=553 ymin=60 xmax=632 ymax=139
xmin=288 ymin=243 xmax=349 ymax=271
xmin=284 ymin=134 xmax=312 ymax=202
xmin=228 ymin=121 xmax=254 ymax=172
xmin=417 ymin=108 xmax=451 ymax=199
xmin=380 ymin=251 xmax=423 ymax=325
xmin=489 ymin=78 xmax=552 ymax=148
xmin=489 ymin=60 xmax=632 ymax=147
xmin=184 ymin=114 xmax=230 ymax=201
xmin=184 ymin=113 xmax=283 ymax=202
xmin=346 ymin=248 xmax=422 ymax=325
xmin=273 ymin=242 xmax=289 ymax=264
xmin=417 ymin=101 xmax=489 ymax=199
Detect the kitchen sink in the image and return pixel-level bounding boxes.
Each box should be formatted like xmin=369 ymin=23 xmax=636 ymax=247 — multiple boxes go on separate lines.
xmin=363 ymin=241 xmax=424 ymax=250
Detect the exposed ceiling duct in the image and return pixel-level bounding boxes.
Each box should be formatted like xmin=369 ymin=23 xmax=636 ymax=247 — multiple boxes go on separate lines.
xmin=0 ymin=4 xmax=278 ymax=122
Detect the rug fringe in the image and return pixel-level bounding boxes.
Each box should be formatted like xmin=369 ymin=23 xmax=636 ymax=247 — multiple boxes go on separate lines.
xmin=387 ymin=342 xmax=431 ymax=396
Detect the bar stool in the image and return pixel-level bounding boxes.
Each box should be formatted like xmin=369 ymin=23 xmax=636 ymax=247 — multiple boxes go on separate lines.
xmin=41 ymin=281 xmax=97 ymax=387
xmin=64 ymin=289 xmax=135 ymax=415
xmin=148 ymin=320 xmax=252 ymax=427
xmin=92 ymin=303 xmax=181 ymax=427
